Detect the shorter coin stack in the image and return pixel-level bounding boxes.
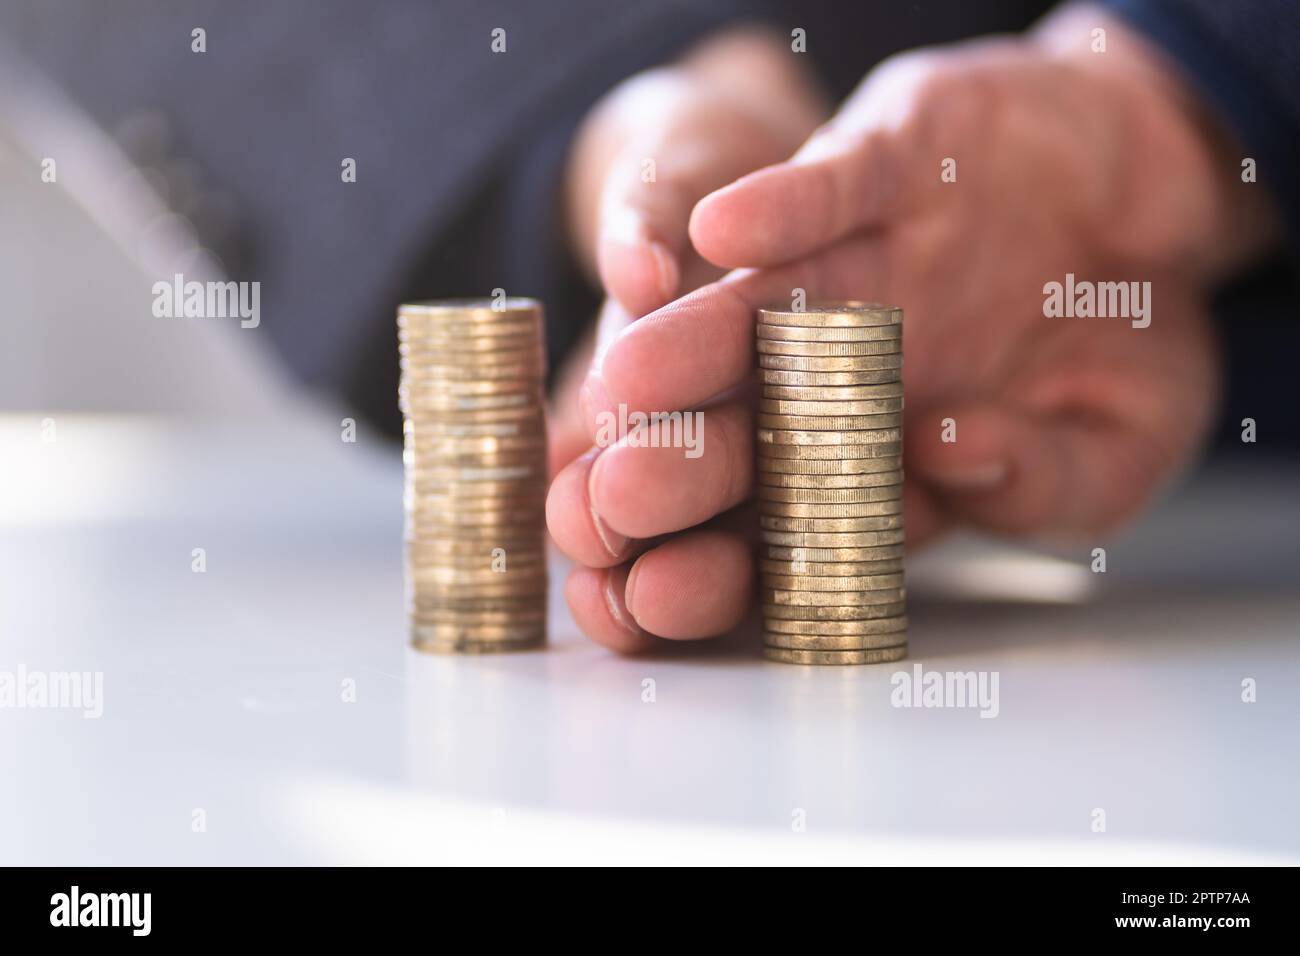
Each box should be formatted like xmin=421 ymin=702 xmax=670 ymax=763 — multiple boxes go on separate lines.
xmin=398 ymin=298 xmax=549 ymax=654
xmin=756 ymin=302 xmax=906 ymax=665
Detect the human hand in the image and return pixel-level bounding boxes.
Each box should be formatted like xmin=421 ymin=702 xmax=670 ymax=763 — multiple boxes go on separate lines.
xmin=548 ymin=25 xmax=826 ymax=474
xmin=549 ymin=5 xmax=1278 ymax=651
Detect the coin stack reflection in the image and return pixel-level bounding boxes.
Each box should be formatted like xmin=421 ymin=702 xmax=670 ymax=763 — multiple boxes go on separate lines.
xmin=756 ymin=303 xmax=906 ymax=664
xmin=399 ymin=298 xmax=548 ymax=653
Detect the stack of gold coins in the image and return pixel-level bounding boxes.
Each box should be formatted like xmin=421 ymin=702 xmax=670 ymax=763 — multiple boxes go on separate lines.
xmin=398 ymin=298 xmax=548 ymax=653
xmin=756 ymin=302 xmax=906 ymax=665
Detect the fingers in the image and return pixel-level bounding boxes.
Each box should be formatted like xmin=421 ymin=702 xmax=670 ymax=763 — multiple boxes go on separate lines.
xmin=689 ymin=52 xmax=951 ymax=270
xmin=564 ymin=563 xmax=657 ymax=654
xmin=564 ymin=529 xmax=755 ymax=650
xmin=547 ymin=447 xmax=640 ymax=568
xmin=547 ymin=400 xmax=753 ymax=563
xmin=579 ymin=236 xmax=885 ymax=436
xmin=690 ymin=135 xmax=900 ymax=269
xmin=546 ymin=323 xmax=597 ymax=478
xmin=906 ymin=402 xmax=1170 ymax=536
xmin=588 ymin=399 xmax=752 ymax=538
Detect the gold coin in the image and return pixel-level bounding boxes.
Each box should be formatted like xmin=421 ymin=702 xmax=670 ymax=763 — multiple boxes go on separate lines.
xmin=407 ymin=433 xmax=547 ymax=452
xmin=760 ymin=557 xmax=904 ymax=575
xmin=407 ymin=536 xmax=545 ymax=552
xmin=757 ymin=455 xmax=903 ymax=475
xmin=408 ymin=508 xmax=545 ymax=527
xmin=408 ymin=606 xmax=546 ymax=621
xmin=763 ymin=645 xmax=907 ymax=665
xmin=757 ymin=324 xmax=902 ymax=343
xmin=407 ymin=510 xmax=546 ymax=528
xmin=763 ymin=586 xmax=906 ymax=606
xmin=398 ymin=313 xmax=539 ymax=332
xmin=398 ymin=398 xmax=542 ymax=418
xmin=401 ymin=391 xmax=535 ymax=411
xmin=406 ymin=464 xmax=541 ymax=483
xmin=400 ymin=339 xmax=540 ymax=357
xmin=757 ymin=441 xmax=902 ymax=460
xmin=408 ymin=558 xmax=547 ymax=576
xmin=759 ymin=499 xmax=903 ymax=518
xmin=407 ymin=531 xmax=546 ymax=549
xmin=757 ymin=484 xmax=901 ymax=504
xmin=407 ymin=489 xmax=545 ymax=507
xmin=404 ymin=419 xmax=540 ymax=438
xmin=407 ymin=536 xmax=546 ymax=552
xmin=401 ymin=364 xmax=544 ymax=382
xmin=759 ymin=514 xmax=903 ymax=533
xmin=401 ymin=362 xmax=544 ymax=378
xmin=405 ymin=413 xmax=543 ymax=431
xmin=408 ymin=562 xmax=547 ymax=578
xmin=411 ymin=593 xmax=548 ymax=611
xmin=759 ymin=427 xmax=901 ymax=446
xmin=404 ymin=378 xmax=544 ymax=396
xmin=411 ymin=581 xmax=548 ymax=600
xmin=764 ymin=615 xmax=907 ymax=635
xmin=756 ymin=413 xmax=901 ymax=431
xmin=757 ymin=338 xmax=902 ymax=357
xmin=760 ymin=528 xmax=907 ymax=547
xmin=399 ymin=297 xmax=541 ymax=317
xmin=411 ymin=604 xmax=546 ymax=619
xmin=757 ymin=304 xmax=901 ymax=327
xmin=411 ymin=631 xmax=545 ymax=648
xmin=410 ymin=620 xmax=545 ymax=641
xmin=400 ymin=392 xmax=543 ymax=411
xmin=404 ymin=448 xmax=547 ymax=467
xmin=399 ymin=333 xmax=541 ymax=352
xmin=408 ymin=535 xmax=546 ymax=548
xmin=757 ymin=471 xmax=902 ymax=490
xmin=762 ymin=600 xmax=906 ymax=621
xmin=761 ymin=573 xmax=905 ymax=591
xmin=410 ymin=569 xmax=547 ymax=586
xmin=764 ymin=544 xmax=905 ymax=562
xmin=399 ymin=337 xmax=542 ymax=354
xmin=410 ymin=582 xmax=548 ymax=598
xmin=758 ymin=398 xmax=904 ymax=416
xmin=409 ymin=569 xmax=547 ymax=586
xmin=758 ymin=354 xmax=903 ymax=373
xmin=763 ymin=630 xmax=907 ymax=650
xmin=400 ymin=343 xmax=543 ymax=360
xmin=761 ymin=369 xmax=901 ymax=386
xmin=762 ymin=384 xmax=905 ymax=401
xmin=398 ymin=335 xmax=545 ymax=355
xmin=409 ymin=563 xmax=548 ymax=582
xmin=406 ymin=489 xmax=543 ymax=507
xmin=411 ymin=636 xmax=545 ymax=655
xmin=403 ymin=408 xmax=544 ymax=426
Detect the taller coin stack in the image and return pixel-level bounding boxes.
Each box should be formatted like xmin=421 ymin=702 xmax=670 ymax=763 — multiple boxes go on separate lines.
xmin=756 ymin=302 xmax=906 ymax=665
xmin=398 ymin=298 xmax=549 ymax=654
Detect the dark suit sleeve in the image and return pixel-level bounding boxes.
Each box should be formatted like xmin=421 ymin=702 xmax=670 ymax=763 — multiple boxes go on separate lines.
xmin=0 ymin=0 xmax=750 ymax=419
xmin=1102 ymin=0 xmax=1300 ymax=250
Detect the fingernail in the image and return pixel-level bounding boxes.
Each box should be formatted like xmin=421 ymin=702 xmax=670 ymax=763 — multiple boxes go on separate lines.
xmin=602 ymin=205 xmax=649 ymax=247
xmin=928 ymin=461 xmax=1008 ymax=491
xmin=587 ymin=450 xmax=628 ymax=559
xmin=623 ymin=561 xmax=641 ymax=622
xmin=604 ymin=565 xmax=641 ymax=637
xmin=646 ymin=239 xmax=678 ymax=300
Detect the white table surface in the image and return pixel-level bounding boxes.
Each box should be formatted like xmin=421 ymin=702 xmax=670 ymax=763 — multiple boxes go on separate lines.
xmin=2 ymin=412 xmax=1297 ymax=865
